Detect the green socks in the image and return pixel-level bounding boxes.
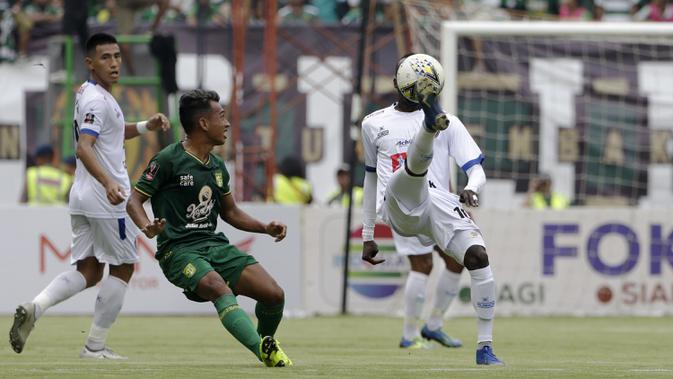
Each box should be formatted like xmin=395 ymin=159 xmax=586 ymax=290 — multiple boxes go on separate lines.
xmin=214 ymin=294 xmax=261 ymax=359
xmin=255 ymin=302 xmax=284 ymax=337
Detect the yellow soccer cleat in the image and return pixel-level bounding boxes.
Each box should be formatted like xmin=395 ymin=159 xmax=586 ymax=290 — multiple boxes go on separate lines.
xmin=399 ymin=336 xmax=432 ymax=349
xmin=260 ymin=336 xmax=293 ymax=367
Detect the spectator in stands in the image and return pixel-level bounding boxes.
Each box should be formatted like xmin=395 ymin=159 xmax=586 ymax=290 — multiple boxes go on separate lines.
xmin=112 ymin=0 xmax=169 ymax=74
xmin=187 ymin=0 xmax=230 ymax=26
xmin=14 ymin=0 xmax=63 ymax=59
xmin=593 ymin=0 xmax=640 ymax=21
xmin=326 ymin=164 xmax=363 ymax=207
xmin=313 ymin=0 xmax=340 ymax=23
xmin=633 ymin=0 xmax=673 ymax=22
xmin=62 ymin=0 xmax=88 ymax=53
xmin=559 ymin=0 xmax=592 ymax=20
xmin=525 ymin=173 xmax=570 ymax=209
xmin=21 ymin=144 xmax=72 ymax=205
xmin=277 ymin=0 xmax=319 ymax=24
xmin=500 ymin=0 xmax=528 ymax=19
xmin=271 ymin=155 xmax=313 ymax=204
xmin=0 ymin=1 xmax=17 ymax=61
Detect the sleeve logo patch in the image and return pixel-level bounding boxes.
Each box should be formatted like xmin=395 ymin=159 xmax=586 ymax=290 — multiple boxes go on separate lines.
xmin=83 ymin=113 xmax=95 ymax=124
xmin=145 ymin=162 xmax=159 ymax=181
xmin=214 ymin=171 xmax=223 ymax=188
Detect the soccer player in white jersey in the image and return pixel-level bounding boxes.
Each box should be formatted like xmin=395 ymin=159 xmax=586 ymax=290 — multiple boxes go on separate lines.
xmin=9 ymin=33 xmax=170 ymax=359
xmin=360 ymin=54 xmax=503 ymax=365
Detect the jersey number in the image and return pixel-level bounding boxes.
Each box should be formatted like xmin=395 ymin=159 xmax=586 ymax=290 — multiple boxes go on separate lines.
xmin=391 ymin=152 xmax=407 ymax=172
xmin=454 ymin=206 xmax=470 ymax=219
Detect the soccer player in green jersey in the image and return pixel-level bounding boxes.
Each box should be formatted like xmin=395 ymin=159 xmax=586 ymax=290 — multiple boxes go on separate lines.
xmin=126 ymin=89 xmax=292 ymax=367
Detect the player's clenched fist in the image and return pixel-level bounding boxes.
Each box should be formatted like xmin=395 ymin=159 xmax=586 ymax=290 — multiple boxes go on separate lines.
xmin=362 ymin=240 xmax=385 ymax=265
xmin=147 ymin=113 xmax=171 ymax=132
xmin=265 ymin=221 xmax=287 ymax=242
xmin=459 ymin=189 xmax=479 ymax=207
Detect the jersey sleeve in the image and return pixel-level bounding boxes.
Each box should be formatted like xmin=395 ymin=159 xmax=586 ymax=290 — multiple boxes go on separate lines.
xmin=134 ymin=153 xmax=170 ymax=198
xmin=361 ymin=119 xmax=377 ymax=173
xmin=218 ymin=159 xmax=231 ymax=196
xmin=447 ymin=116 xmax=484 ymax=172
xmin=78 ymin=99 xmax=107 ymax=137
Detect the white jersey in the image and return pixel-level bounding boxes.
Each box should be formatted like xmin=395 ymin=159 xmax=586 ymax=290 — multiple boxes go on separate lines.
xmin=361 ymin=103 xmax=483 ymax=218
xmin=69 ymin=80 xmax=129 ymax=218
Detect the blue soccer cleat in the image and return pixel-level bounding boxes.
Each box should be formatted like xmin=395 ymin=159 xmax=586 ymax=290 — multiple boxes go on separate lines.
xmin=476 ymin=345 xmax=504 ymax=366
xmin=415 ymin=76 xmax=448 ymax=132
xmin=421 ymin=325 xmax=463 ymax=348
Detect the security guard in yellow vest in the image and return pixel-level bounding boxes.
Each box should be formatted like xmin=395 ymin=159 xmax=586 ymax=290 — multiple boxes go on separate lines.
xmin=526 ymin=173 xmax=570 ymax=209
xmin=23 ymin=145 xmax=72 ymax=205
xmin=327 ymin=164 xmax=364 ymax=207
xmin=271 ymin=155 xmax=313 ymax=204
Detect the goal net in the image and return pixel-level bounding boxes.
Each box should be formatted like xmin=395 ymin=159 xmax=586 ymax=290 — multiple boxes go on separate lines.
xmin=403 ymin=2 xmax=673 ymax=208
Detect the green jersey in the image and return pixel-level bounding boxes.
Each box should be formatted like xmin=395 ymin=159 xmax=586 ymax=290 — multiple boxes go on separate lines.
xmin=135 ymin=142 xmax=231 ymax=254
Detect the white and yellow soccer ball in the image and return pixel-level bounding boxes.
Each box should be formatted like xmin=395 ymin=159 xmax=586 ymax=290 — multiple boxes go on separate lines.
xmin=395 ymin=53 xmax=445 ymax=103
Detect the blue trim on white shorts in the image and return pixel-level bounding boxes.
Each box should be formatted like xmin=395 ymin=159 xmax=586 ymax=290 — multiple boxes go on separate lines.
xmin=461 ymin=154 xmax=484 ymax=172
xmin=80 ymin=128 xmax=99 ymax=137
xmin=118 ymin=218 xmax=126 ymax=240
xmin=365 ymin=165 xmax=376 ymax=172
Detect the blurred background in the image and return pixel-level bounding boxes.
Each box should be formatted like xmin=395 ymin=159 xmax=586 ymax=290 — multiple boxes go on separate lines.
xmin=1 ymin=0 xmax=672 ymax=318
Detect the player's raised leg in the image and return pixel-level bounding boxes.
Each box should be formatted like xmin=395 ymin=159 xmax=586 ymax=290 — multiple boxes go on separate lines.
xmin=422 ymin=250 xmax=463 ymax=348
xmin=386 ymin=76 xmax=448 ymax=213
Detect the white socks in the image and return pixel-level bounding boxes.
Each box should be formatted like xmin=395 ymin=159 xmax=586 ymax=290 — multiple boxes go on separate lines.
xmin=86 ymin=276 xmax=128 ymax=351
xmin=403 ymin=271 xmax=428 ymax=340
xmin=469 ymin=266 xmax=495 ymax=344
xmin=426 ymin=269 xmax=461 ymax=331
xmin=406 ymin=129 xmax=436 ymax=175
xmin=32 ymin=271 xmax=87 ymax=320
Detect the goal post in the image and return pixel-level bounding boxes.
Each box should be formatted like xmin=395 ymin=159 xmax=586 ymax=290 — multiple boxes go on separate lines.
xmin=436 ymin=21 xmax=673 ymax=208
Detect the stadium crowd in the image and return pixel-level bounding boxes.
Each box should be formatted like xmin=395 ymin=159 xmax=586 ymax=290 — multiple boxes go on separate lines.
xmin=1 ymin=0 xmax=672 ymax=61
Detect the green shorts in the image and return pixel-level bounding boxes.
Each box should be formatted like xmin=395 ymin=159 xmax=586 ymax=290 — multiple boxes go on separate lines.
xmin=158 ymin=244 xmax=257 ymax=302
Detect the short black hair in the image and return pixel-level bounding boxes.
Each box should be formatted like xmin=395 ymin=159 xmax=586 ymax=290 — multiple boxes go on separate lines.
xmin=85 ymin=33 xmax=118 ymax=56
xmin=179 ymin=89 xmax=220 ymax=134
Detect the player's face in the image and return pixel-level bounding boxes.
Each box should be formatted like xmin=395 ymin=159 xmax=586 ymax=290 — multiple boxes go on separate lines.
xmin=86 ymin=43 xmax=121 ymax=88
xmin=204 ymin=101 xmax=230 ymax=145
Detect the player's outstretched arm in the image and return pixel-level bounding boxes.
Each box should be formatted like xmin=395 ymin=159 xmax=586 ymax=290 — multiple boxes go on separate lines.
xmin=458 ymin=165 xmax=486 ymax=207
xmin=220 ymin=193 xmax=287 ymax=242
xmin=124 ymin=113 xmax=171 ymax=140
xmin=361 ymin=170 xmax=384 ymax=265
xmin=126 ymin=189 xmax=166 ymax=238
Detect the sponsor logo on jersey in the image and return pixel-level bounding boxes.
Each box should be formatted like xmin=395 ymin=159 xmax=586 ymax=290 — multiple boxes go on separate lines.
xmin=179 ymin=174 xmax=194 ymax=187
xmin=186 ymin=185 xmax=215 ymax=223
xmin=396 ymin=139 xmax=411 ymax=147
xmin=145 ymin=162 xmax=159 ymax=181
xmin=214 ymin=171 xmax=224 ymax=188
xmin=83 ymin=113 xmax=95 ymax=124
xmin=376 ymin=126 xmax=389 ymax=140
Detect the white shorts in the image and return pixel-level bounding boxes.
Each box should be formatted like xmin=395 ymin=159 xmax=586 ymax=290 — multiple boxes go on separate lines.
xmin=391 ymin=229 xmax=434 ymax=256
xmin=70 ymin=215 xmax=139 ymax=266
xmin=382 ymin=171 xmax=485 ymax=264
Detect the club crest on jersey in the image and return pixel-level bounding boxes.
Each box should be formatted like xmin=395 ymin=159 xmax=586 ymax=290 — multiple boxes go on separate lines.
xmin=214 ymin=171 xmax=224 ymax=188
xmin=83 ymin=113 xmax=95 ymax=124
xmin=145 ymin=162 xmax=159 ymax=181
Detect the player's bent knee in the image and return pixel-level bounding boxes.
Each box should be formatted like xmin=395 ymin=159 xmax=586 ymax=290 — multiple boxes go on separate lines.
xmin=266 ymin=286 xmax=285 ymax=305
xmin=408 ymin=254 xmax=433 ymax=275
xmin=196 ymin=272 xmax=232 ymax=301
xmin=463 ymin=245 xmax=489 ymax=270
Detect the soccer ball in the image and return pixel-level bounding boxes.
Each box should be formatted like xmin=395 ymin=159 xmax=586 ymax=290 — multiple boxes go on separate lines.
xmin=395 ymin=53 xmax=445 ymax=103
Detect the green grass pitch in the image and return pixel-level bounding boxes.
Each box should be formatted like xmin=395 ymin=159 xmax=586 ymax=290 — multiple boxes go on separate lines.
xmin=1 ymin=315 xmax=672 ymax=378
